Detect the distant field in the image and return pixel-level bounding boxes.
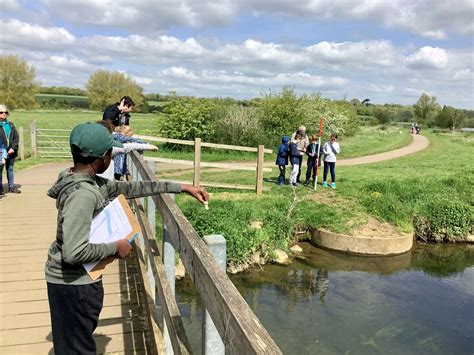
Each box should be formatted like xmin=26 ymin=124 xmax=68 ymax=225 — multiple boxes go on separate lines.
xmin=35 ymin=93 xmax=90 ymax=102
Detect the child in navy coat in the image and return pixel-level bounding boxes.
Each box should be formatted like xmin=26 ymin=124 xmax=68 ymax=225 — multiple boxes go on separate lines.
xmin=305 ymin=135 xmax=320 ymax=186
xmin=275 ymin=135 xmax=290 ymax=185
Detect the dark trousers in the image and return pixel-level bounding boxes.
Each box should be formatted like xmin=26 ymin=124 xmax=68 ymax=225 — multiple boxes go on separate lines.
xmin=305 ymin=160 xmax=317 ymax=181
xmin=323 ymin=161 xmax=336 ymax=182
xmin=278 ymin=165 xmax=286 ymax=184
xmin=47 ymin=281 xmax=104 ymax=355
xmin=0 ymin=157 xmax=15 ymax=190
xmin=296 ymin=155 xmax=303 ymax=182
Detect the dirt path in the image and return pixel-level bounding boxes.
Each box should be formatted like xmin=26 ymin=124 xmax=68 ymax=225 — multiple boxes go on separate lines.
xmin=337 ymin=134 xmax=429 ymax=166
xmin=156 ymin=134 xmax=429 ymax=172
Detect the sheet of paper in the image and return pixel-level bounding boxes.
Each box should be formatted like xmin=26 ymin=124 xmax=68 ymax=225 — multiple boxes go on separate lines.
xmin=83 ymin=197 xmax=133 ymax=273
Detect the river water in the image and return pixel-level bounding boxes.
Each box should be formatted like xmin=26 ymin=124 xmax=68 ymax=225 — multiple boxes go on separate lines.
xmin=175 ymin=243 xmax=474 ymax=354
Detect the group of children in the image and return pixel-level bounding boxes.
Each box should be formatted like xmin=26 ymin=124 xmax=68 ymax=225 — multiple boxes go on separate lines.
xmin=276 ymin=126 xmax=341 ymax=189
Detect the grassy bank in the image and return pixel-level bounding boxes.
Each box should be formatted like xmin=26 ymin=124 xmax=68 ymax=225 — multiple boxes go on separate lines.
xmin=170 ymin=131 xmax=472 ymax=263
xmin=337 ymin=131 xmax=473 ymax=240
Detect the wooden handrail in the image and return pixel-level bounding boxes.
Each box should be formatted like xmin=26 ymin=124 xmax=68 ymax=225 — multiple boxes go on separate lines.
xmin=129 ymin=151 xmax=282 ymax=354
xmin=135 ymin=134 xmax=273 ymax=154
xmin=132 ymin=199 xmax=192 ymax=355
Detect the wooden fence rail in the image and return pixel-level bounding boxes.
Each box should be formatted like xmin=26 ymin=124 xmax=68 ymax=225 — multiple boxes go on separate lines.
xmin=127 ymin=151 xmax=282 ymax=354
xmin=29 ymin=124 xmax=273 ymax=194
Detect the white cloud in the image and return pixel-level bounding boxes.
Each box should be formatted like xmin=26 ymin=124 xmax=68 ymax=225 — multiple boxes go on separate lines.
xmin=38 ymin=0 xmax=474 ymax=38
xmin=245 ymin=0 xmax=474 ymax=39
xmin=161 ymin=66 xmax=346 ymax=88
xmin=0 ymin=20 xmax=75 ymax=51
xmin=306 ymin=40 xmax=398 ymax=69
xmin=1 ymin=0 xmax=20 ymax=11
xmin=406 ymin=47 xmax=449 ymax=70
xmin=42 ymin=0 xmax=238 ymax=32
xmin=78 ymin=35 xmax=204 ymax=62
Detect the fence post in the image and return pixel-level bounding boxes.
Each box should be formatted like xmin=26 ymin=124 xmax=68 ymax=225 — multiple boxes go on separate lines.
xmin=163 ymin=193 xmax=176 ymax=355
xmin=256 ymin=144 xmax=264 ymax=195
xmin=19 ymin=127 xmax=25 ymax=161
xmin=30 ymin=120 xmax=37 ymax=157
xmin=194 ymin=138 xmax=201 ymax=186
xmin=202 ymin=235 xmax=226 ymax=355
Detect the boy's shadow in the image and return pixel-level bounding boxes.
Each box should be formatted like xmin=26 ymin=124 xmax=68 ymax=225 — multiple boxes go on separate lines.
xmin=46 ymin=331 xmax=112 ymax=354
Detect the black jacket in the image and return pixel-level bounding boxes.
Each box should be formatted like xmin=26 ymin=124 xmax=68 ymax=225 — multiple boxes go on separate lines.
xmin=305 ymin=143 xmax=320 ymax=164
xmin=103 ymin=103 xmax=130 ymax=127
xmin=0 ymin=121 xmax=19 ymax=159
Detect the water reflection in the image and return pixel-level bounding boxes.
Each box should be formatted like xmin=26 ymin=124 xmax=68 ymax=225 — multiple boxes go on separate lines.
xmin=176 ymin=243 xmax=474 ymax=354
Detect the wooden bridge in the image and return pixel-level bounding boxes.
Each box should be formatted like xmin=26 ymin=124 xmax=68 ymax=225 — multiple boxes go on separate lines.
xmin=0 ymin=153 xmax=282 ymax=354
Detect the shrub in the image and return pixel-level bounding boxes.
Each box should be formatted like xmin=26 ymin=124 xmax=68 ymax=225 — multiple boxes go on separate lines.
xmin=159 ymin=97 xmax=217 ymax=141
xmin=413 ymin=199 xmax=472 ymax=242
xmin=214 ymin=106 xmax=263 ymax=147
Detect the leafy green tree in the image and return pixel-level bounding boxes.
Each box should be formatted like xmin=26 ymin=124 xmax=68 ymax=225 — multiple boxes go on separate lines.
xmin=374 ymin=106 xmax=392 ymax=124
xmin=86 ymin=70 xmax=144 ymax=111
xmin=257 ymin=86 xmax=307 ymax=139
xmin=413 ymin=93 xmax=440 ymax=124
xmin=256 ymin=87 xmax=359 ymax=147
xmin=0 ymin=55 xmax=39 ymax=109
xmin=435 ymin=105 xmax=466 ymax=132
xmin=159 ymin=97 xmax=217 ymax=141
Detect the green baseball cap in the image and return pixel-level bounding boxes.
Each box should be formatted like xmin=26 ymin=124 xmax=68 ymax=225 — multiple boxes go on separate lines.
xmin=70 ymin=122 xmax=123 ymax=158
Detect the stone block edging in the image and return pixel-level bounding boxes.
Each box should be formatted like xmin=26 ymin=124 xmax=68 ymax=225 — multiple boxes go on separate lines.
xmin=311 ymin=229 xmax=413 ymax=256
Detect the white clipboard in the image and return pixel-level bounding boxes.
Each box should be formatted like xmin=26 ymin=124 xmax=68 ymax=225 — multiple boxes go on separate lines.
xmin=83 ymin=194 xmax=141 ymax=280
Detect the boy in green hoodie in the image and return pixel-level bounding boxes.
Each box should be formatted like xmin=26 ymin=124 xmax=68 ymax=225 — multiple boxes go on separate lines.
xmin=45 ymin=122 xmax=208 ymax=354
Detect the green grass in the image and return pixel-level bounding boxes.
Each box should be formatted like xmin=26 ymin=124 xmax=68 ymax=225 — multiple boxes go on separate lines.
xmin=337 ymin=131 xmax=473 ymax=233
xmin=338 ymin=126 xmax=412 ymax=158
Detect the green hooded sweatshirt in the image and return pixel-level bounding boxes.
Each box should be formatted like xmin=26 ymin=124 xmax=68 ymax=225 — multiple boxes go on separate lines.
xmin=45 ymin=169 xmax=181 ymax=285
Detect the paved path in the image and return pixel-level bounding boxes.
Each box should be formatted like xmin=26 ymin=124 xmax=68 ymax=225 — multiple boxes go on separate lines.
xmin=0 ymin=164 xmax=155 ymax=354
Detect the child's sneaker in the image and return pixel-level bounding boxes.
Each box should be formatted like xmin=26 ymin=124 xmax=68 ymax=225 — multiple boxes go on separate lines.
xmin=331 ymin=182 xmax=336 ymax=189
xmin=322 ymin=181 xmax=328 ymax=188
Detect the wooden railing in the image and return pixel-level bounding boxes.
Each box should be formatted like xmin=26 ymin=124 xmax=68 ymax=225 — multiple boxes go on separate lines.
xmin=28 ymin=122 xmax=273 ymax=195
xmin=127 ymin=151 xmax=282 ymax=354
xmin=135 ymin=135 xmax=272 ymax=195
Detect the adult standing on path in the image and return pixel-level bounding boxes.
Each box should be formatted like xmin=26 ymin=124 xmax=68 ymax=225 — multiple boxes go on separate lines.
xmin=0 ymin=105 xmax=21 ymax=194
xmin=291 ymin=125 xmax=309 ymax=183
xmin=102 ymin=96 xmax=135 ymax=127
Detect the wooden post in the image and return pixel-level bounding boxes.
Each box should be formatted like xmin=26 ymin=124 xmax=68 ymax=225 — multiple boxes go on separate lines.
xmin=163 ymin=193 xmax=176 ymax=355
xmin=193 ymin=138 xmax=201 ymax=186
xmin=146 ymin=160 xmax=157 ymax=302
xmin=256 ymin=145 xmax=264 ymax=195
xmin=30 ymin=120 xmax=37 ymax=157
xmin=19 ymin=127 xmax=25 ymax=161
xmin=202 ymin=235 xmax=226 ymax=355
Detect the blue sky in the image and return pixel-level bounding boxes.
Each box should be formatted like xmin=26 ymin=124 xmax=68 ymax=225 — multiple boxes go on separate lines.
xmin=1 ymin=0 xmax=473 ymax=108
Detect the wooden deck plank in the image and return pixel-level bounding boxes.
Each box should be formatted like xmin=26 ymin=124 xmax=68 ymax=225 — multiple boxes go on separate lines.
xmin=0 ymin=330 xmax=149 ymax=354
xmin=0 ymin=180 xmax=155 ymax=353
xmin=0 ymin=303 xmax=139 ymax=330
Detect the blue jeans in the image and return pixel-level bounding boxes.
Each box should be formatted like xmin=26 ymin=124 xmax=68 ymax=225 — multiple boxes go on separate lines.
xmin=0 ymin=157 xmax=15 ymax=189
